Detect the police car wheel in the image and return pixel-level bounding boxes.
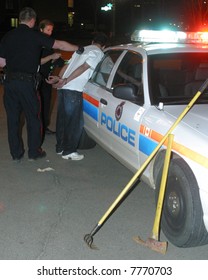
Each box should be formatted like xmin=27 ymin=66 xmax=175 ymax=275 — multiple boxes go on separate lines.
xmin=155 ymin=158 xmax=208 ymax=248
xmin=78 ymin=128 xmax=96 ymax=150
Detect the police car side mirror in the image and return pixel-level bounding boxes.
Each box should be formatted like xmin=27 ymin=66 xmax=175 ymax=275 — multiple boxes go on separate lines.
xmin=113 ymin=83 xmax=142 ymax=104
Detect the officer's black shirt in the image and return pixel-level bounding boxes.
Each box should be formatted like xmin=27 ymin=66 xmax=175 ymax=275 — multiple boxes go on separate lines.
xmin=0 ymin=24 xmax=55 ymax=74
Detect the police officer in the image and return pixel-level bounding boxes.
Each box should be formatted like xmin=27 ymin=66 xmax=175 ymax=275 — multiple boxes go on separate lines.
xmin=0 ymin=7 xmax=83 ymax=161
xmin=39 ymin=19 xmax=65 ymax=136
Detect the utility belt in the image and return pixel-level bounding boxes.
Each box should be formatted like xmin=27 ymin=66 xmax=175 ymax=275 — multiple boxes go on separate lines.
xmin=6 ymin=71 xmax=35 ymax=82
xmin=5 ymin=71 xmax=42 ymax=89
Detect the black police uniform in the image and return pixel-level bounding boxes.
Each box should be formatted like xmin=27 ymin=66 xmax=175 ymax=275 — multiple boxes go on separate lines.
xmin=0 ymin=24 xmax=55 ymax=160
xmin=39 ymin=48 xmax=64 ymax=134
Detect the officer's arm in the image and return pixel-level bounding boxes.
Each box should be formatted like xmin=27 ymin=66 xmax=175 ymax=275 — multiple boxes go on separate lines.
xmin=0 ymin=57 xmax=6 ymax=68
xmin=40 ymin=53 xmax=61 ymax=65
xmin=53 ymin=40 xmax=84 ymax=54
xmin=53 ymin=40 xmax=78 ymax=52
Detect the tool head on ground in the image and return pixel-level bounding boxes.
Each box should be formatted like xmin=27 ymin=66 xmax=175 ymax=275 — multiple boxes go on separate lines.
xmin=84 ymin=224 xmax=101 ymax=249
xmin=133 ymin=235 xmax=167 ymax=255
xmin=84 ymin=234 xmax=98 ymax=250
xmin=132 ymin=134 xmax=172 ymax=255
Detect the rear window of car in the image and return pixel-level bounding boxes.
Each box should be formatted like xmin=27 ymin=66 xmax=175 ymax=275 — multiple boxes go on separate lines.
xmin=148 ymin=52 xmax=208 ymax=105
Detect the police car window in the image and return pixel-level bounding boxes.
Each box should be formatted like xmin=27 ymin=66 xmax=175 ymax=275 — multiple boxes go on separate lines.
xmin=148 ymin=52 xmax=208 ymax=105
xmin=91 ymin=51 xmax=122 ymax=87
xmin=112 ymin=51 xmax=144 ymax=101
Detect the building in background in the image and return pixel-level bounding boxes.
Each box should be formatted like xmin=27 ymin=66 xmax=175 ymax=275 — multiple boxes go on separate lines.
xmin=0 ymin=0 xmax=69 ymax=38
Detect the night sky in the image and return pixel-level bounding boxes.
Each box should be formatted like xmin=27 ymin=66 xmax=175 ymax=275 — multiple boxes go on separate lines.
xmin=73 ymin=0 xmax=186 ymax=34
xmin=74 ymin=0 xmax=184 ymax=19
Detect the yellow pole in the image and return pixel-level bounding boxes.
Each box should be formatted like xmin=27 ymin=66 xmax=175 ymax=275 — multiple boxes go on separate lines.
xmin=152 ymin=134 xmax=174 ymax=240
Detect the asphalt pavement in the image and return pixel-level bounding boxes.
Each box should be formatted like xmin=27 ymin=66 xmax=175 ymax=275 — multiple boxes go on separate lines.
xmin=0 ymin=84 xmax=208 ymax=261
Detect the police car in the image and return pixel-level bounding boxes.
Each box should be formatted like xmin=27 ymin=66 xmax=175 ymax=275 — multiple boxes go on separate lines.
xmin=82 ymin=30 xmax=208 ymax=248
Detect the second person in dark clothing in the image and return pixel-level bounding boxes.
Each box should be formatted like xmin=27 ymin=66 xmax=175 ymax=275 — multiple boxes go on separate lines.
xmin=39 ymin=19 xmax=65 ymax=137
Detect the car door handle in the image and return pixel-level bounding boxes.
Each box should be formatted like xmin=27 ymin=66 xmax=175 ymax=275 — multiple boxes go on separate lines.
xmin=100 ymin=98 xmax=108 ymax=105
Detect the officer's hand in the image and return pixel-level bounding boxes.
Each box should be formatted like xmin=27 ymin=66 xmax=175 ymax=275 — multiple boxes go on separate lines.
xmin=51 ymin=53 xmax=61 ymax=61
xmin=76 ymin=46 xmax=84 ymax=55
xmin=52 ymin=78 xmax=66 ymax=89
xmin=45 ymin=75 xmax=59 ymax=84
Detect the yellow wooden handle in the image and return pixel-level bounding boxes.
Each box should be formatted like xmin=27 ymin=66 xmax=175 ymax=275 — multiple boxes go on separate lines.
xmin=152 ymin=134 xmax=174 ymax=240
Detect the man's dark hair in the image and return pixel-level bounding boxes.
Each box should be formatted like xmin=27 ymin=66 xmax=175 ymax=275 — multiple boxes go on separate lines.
xmin=92 ymin=32 xmax=108 ymax=47
xmin=19 ymin=7 xmax=37 ymax=23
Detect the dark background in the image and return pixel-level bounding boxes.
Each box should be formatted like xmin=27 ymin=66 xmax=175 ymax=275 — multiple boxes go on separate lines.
xmin=0 ymin=1 xmax=207 ymax=44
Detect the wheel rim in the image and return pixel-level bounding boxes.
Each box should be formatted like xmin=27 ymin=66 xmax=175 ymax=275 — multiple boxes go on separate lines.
xmin=167 ymin=190 xmax=180 ymax=217
xmin=163 ymin=176 xmax=185 ymax=231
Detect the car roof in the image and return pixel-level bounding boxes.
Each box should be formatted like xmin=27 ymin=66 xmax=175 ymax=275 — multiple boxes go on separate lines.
xmin=106 ymin=43 xmax=208 ymax=55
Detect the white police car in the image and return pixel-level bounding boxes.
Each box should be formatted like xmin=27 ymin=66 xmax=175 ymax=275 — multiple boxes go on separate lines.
xmin=83 ymin=30 xmax=208 ymax=248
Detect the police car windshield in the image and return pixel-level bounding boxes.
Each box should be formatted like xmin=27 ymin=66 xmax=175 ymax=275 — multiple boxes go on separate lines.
xmin=148 ymin=52 xmax=208 ymax=105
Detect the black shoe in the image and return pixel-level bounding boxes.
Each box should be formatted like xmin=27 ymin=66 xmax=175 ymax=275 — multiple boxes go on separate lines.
xmin=13 ymin=156 xmax=24 ymax=163
xmin=28 ymin=150 xmax=47 ymax=161
xmin=12 ymin=152 xmax=24 ymax=163
xmin=45 ymin=128 xmax=55 ymax=135
xmin=56 ymin=147 xmax=63 ymax=155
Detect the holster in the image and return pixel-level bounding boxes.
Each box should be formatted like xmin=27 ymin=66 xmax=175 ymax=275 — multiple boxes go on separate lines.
xmin=34 ymin=72 xmax=43 ymax=90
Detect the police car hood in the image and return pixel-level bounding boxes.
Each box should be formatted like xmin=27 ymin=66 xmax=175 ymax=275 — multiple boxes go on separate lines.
xmin=164 ymin=104 xmax=208 ymax=136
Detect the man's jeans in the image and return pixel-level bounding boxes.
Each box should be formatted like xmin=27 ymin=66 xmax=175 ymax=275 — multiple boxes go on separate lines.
xmin=56 ymin=89 xmax=84 ymax=155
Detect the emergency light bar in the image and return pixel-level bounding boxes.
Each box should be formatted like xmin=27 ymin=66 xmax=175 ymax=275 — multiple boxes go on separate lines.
xmin=131 ymin=29 xmax=208 ymax=44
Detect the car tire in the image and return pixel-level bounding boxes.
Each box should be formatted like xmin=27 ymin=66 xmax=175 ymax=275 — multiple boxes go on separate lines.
xmin=78 ymin=128 xmax=96 ymax=150
xmin=155 ymin=158 xmax=208 ymax=247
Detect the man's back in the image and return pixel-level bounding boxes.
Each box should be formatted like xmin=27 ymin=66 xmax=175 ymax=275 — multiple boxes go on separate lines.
xmin=1 ymin=24 xmax=54 ymax=73
xmin=61 ymin=45 xmax=104 ymax=91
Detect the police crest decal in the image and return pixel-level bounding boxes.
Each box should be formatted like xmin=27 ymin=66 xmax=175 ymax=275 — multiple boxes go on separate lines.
xmin=115 ymin=101 xmax=125 ymax=121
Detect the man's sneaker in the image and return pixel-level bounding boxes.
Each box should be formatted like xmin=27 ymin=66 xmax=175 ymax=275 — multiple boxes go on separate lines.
xmin=62 ymin=152 xmax=84 ymax=161
xmin=28 ymin=150 xmax=47 ymax=161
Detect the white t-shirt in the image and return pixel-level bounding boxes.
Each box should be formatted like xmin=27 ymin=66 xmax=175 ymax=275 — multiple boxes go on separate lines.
xmin=61 ymin=44 xmax=104 ymax=91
